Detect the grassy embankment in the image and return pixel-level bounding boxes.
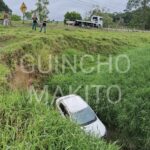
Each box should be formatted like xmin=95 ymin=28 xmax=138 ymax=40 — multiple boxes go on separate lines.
xmin=0 ymin=23 xmax=150 ymax=150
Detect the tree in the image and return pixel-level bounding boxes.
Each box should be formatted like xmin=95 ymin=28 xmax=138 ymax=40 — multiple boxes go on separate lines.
xmin=127 ymin=0 xmax=150 ymax=10
xmin=64 ymin=11 xmax=82 ymax=24
xmin=112 ymin=7 xmax=150 ymax=29
xmin=127 ymin=0 xmax=150 ymax=28
xmin=0 ymin=0 xmax=11 ymax=12
xmin=35 ymin=0 xmax=49 ymax=21
xmin=42 ymin=0 xmax=49 ymax=19
xmin=24 ymin=11 xmax=32 ymax=20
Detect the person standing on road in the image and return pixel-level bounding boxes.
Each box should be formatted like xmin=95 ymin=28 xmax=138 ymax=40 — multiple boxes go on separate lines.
xmin=3 ymin=11 xmax=9 ymax=26
xmin=40 ymin=19 xmax=47 ymax=33
xmin=32 ymin=14 xmax=38 ymax=31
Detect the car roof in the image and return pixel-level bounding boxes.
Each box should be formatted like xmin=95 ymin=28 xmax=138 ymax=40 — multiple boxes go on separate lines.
xmin=57 ymin=95 xmax=88 ymax=113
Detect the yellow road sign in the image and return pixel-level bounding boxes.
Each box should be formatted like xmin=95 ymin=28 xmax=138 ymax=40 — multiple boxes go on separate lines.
xmin=20 ymin=2 xmax=27 ymax=13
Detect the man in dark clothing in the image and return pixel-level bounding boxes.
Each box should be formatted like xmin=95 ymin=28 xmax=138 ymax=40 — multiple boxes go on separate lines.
xmin=40 ymin=20 xmax=47 ymax=33
xmin=32 ymin=15 xmax=38 ymax=31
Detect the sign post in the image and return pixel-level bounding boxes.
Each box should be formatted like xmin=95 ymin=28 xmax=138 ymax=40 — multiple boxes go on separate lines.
xmin=20 ymin=2 xmax=27 ymax=24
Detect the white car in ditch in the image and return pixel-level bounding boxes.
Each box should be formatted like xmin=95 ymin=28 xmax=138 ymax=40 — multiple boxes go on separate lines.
xmin=56 ymin=95 xmax=107 ymax=138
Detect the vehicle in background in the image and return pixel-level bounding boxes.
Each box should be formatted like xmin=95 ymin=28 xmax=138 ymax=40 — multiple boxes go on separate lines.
xmin=56 ymin=94 xmax=107 ymax=138
xmin=65 ymin=15 xmax=103 ymax=28
xmin=75 ymin=15 xmax=103 ymax=28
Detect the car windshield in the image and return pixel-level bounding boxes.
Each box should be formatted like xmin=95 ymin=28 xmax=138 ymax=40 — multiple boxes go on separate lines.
xmin=71 ymin=107 xmax=97 ymax=126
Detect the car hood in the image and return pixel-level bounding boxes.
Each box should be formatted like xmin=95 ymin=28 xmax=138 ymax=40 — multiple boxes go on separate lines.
xmin=81 ymin=118 xmax=106 ymax=138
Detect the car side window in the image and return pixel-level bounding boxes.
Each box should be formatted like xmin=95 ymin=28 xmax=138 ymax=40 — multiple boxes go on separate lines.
xmin=59 ymin=103 xmax=69 ymax=117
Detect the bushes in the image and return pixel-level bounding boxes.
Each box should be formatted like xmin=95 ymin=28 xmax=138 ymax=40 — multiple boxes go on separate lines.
xmin=64 ymin=11 xmax=82 ymax=24
xmin=11 ymin=14 xmax=21 ymax=21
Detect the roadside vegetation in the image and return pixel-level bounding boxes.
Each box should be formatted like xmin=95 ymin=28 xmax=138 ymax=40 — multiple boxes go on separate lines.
xmin=0 ymin=91 xmax=118 ymax=150
xmin=0 ymin=23 xmax=149 ymax=150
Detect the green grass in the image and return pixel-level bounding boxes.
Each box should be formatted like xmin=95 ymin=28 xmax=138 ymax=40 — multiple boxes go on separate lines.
xmin=0 ymin=91 xmax=118 ymax=150
xmin=48 ymin=46 xmax=150 ymax=150
xmin=0 ymin=64 xmax=10 ymax=90
xmin=0 ymin=22 xmax=150 ymax=150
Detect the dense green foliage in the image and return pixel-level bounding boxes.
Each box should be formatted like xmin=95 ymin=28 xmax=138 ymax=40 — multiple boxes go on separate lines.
xmin=24 ymin=11 xmax=32 ymax=20
xmin=35 ymin=0 xmax=49 ymax=21
xmin=127 ymin=0 xmax=150 ymax=10
xmin=0 ymin=0 xmax=11 ymax=12
xmin=64 ymin=11 xmax=82 ymax=24
xmin=114 ymin=7 xmax=150 ymax=29
xmin=112 ymin=0 xmax=150 ymax=29
xmin=11 ymin=14 xmax=21 ymax=21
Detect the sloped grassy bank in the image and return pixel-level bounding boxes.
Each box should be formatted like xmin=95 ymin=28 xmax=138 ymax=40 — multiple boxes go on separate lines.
xmin=0 ymin=29 xmax=136 ymax=88
xmin=0 ymin=26 xmax=150 ymax=150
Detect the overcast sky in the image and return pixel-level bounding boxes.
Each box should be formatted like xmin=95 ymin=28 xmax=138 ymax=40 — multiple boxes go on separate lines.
xmin=4 ymin=0 xmax=128 ymax=20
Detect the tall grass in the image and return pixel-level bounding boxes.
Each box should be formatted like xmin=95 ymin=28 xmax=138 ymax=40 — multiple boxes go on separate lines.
xmin=0 ymin=91 xmax=118 ymax=150
xmin=48 ymin=46 xmax=150 ymax=150
xmin=0 ymin=25 xmax=150 ymax=150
